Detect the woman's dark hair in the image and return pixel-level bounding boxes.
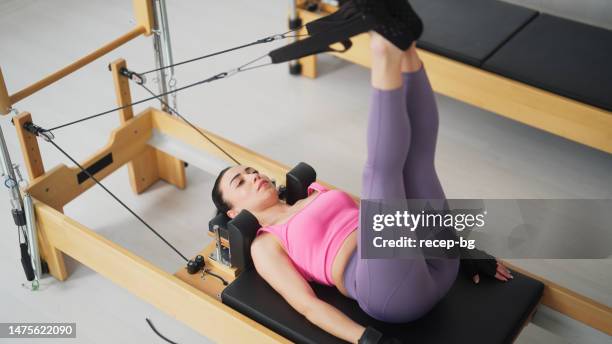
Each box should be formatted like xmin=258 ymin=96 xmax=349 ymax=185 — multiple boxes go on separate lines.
xmin=212 ymin=166 xmax=232 ymax=216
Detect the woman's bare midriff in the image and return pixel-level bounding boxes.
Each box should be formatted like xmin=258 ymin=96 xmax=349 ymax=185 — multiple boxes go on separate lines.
xmin=262 ymin=189 xmax=358 ymax=297
xmin=332 ymin=229 xmax=358 ymax=297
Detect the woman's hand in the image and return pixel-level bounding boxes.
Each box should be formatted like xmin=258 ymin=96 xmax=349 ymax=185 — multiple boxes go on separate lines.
xmin=460 ymin=248 xmax=514 ymax=284
xmin=472 ymin=259 xmax=513 ymax=284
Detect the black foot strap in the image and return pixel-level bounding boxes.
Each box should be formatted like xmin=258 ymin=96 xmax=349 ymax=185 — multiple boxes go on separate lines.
xmin=269 ymin=15 xmax=375 ymax=64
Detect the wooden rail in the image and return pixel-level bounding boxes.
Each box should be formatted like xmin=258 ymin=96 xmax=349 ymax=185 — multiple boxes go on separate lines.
xmin=0 ymin=0 xmax=154 ymax=115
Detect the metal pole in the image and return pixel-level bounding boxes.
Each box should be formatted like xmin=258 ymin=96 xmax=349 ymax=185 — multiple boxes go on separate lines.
xmin=0 ymin=121 xmax=36 ymax=285
xmin=23 ymin=193 xmax=41 ymax=288
xmin=152 ymin=0 xmax=177 ymax=112
xmin=0 ymin=123 xmax=22 ymax=209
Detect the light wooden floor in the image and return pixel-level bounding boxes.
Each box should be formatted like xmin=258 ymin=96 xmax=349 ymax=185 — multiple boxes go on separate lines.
xmin=0 ymin=0 xmax=610 ymax=343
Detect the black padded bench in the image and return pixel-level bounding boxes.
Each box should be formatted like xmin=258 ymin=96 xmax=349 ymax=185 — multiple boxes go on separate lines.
xmin=412 ymin=0 xmax=538 ymax=67
xmin=213 ymin=162 xmax=545 ymax=343
xmin=412 ymin=0 xmax=612 ymax=112
xmin=298 ymin=0 xmax=612 ymax=153
xmin=222 ymin=267 xmax=543 ymax=343
xmin=483 ymin=14 xmax=612 ymax=112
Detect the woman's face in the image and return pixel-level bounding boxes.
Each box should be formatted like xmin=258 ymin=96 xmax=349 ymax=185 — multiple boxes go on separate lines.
xmin=219 ymin=165 xmax=278 ymax=218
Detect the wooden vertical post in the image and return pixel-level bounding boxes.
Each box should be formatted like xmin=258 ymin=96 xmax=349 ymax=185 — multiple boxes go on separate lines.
xmin=14 ymin=112 xmax=68 ymax=280
xmin=0 ymin=67 xmax=11 ymax=115
xmin=110 ymin=59 xmax=160 ymax=194
xmin=110 ymin=59 xmax=134 ymax=123
xmin=110 ymin=59 xmax=186 ymax=192
xmin=13 ymin=112 xmax=45 ymax=180
xmin=133 ymin=0 xmax=155 ymax=36
xmin=296 ymin=12 xmax=317 ymax=78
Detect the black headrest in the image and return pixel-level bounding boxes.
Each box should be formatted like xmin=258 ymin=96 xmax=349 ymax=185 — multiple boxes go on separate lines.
xmin=208 ymin=162 xmax=317 ymax=270
xmin=285 ymin=162 xmax=317 ymax=205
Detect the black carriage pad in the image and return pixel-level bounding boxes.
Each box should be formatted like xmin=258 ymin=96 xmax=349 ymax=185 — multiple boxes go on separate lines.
xmin=483 ymin=14 xmax=612 ymax=112
xmin=411 ymin=0 xmax=537 ymax=66
xmin=222 ymin=268 xmax=543 ymax=344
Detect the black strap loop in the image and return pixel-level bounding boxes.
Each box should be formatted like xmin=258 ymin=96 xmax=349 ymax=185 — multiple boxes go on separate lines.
xmin=269 ymin=15 xmax=373 ymax=64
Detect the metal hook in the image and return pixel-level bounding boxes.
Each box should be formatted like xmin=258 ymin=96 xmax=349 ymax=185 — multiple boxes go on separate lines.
xmin=3 ymin=176 xmax=17 ymax=189
xmin=120 ymin=67 xmax=147 ymax=85
xmin=168 ymin=77 xmax=177 ymax=88
xmin=8 ymin=107 xmax=19 ymax=116
xmin=258 ymin=33 xmax=286 ymax=44
xmin=12 ymin=164 xmax=25 ymax=186
xmin=39 ymin=131 xmax=55 ymax=142
xmin=223 ymin=68 xmax=240 ymax=79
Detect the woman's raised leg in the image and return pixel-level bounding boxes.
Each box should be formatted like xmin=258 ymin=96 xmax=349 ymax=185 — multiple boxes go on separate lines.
xmin=400 ymin=43 xmax=459 ymax=295
xmin=361 ymin=33 xmax=410 ymax=199
xmin=400 ymin=43 xmax=445 ymax=200
xmin=356 ymin=33 xmax=440 ymax=323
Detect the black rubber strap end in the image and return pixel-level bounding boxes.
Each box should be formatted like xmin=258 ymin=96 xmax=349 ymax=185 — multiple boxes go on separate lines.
xmin=289 ymin=17 xmax=303 ymax=31
xmin=20 ymin=243 xmax=35 ymax=281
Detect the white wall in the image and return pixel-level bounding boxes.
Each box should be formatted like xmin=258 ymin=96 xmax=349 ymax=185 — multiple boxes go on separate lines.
xmin=502 ymin=0 xmax=612 ymax=30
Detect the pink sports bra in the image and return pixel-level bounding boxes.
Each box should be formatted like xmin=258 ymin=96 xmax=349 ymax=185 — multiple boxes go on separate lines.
xmin=256 ymin=182 xmax=359 ymax=285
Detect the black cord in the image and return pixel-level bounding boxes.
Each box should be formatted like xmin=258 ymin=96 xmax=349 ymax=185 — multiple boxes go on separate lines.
xmin=137 ymin=82 xmax=241 ymax=165
xmin=138 ymin=30 xmax=306 ymax=75
xmin=146 ymin=318 xmax=179 ymax=344
xmin=129 ymin=51 xmax=278 ymax=165
xmin=43 ymin=72 xmax=228 ymax=132
xmin=204 ymin=269 xmax=229 ymax=286
xmin=44 ymin=138 xmax=189 ymax=262
xmin=43 ymin=28 xmax=307 ymax=133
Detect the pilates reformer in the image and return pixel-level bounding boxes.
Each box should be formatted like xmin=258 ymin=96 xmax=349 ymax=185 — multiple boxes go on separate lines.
xmin=1 ymin=0 xmax=610 ymax=343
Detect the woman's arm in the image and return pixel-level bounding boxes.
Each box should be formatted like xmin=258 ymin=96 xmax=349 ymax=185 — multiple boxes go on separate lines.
xmin=251 ymin=234 xmax=366 ymax=344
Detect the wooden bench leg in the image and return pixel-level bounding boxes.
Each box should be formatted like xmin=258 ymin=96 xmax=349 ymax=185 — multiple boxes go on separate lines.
xmin=110 ymin=58 xmax=186 ymax=194
xmin=299 ymin=55 xmax=318 ymax=79
xmin=37 ymin=223 xmax=69 ymax=281
xmin=296 ymin=16 xmax=318 ymax=79
xmin=156 ymin=149 xmax=186 ymax=189
xmin=128 ymin=147 xmax=186 ymax=192
xmin=127 ymin=146 xmax=161 ymax=193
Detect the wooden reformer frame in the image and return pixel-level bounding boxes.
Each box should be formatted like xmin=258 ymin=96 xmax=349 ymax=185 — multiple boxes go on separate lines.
xmin=0 ymin=1 xmax=610 ymax=342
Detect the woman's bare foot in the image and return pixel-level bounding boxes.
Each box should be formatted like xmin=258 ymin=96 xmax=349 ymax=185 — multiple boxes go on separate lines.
xmin=401 ymin=42 xmax=423 ymax=73
xmin=370 ymin=32 xmax=403 ymax=90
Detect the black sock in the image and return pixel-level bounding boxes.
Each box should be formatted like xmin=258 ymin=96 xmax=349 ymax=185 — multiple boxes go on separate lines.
xmin=356 ymin=0 xmax=423 ymax=51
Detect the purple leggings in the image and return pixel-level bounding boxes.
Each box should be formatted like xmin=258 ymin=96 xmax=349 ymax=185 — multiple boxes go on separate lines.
xmin=343 ymin=67 xmax=459 ymax=323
